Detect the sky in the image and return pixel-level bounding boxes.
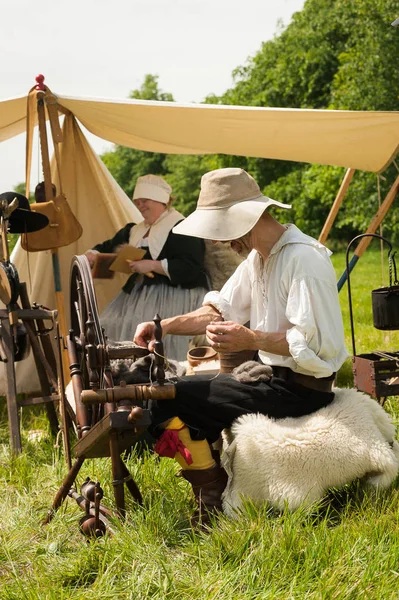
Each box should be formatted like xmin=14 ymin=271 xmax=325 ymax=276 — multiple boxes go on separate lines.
xmin=0 ymin=0 xmax=305 ymax=193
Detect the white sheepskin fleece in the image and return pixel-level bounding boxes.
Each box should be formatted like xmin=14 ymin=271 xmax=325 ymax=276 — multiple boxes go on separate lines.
xmin=221 ymin=387 xmax=399 ymax=516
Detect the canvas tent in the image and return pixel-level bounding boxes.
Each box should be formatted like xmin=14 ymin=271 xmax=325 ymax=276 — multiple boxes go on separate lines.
xmin=1 ymin=89 xmax=399 ymax=392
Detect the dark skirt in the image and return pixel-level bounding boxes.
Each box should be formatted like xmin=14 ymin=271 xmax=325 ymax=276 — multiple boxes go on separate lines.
xmin=100 ymin=280 xmax=208 ymax=362
xmin=150 ymin=373 xmax=335 ymax=444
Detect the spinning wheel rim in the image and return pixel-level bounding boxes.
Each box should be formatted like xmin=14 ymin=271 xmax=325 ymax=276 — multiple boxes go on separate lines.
xmin=69 ymin=255 xmax=112 ymax=430
xmin=70 ymin=255 xmax=104 ymax=348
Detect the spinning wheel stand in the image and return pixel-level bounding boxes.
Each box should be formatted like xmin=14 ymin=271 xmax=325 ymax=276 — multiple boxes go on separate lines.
xmin=46 ymin=255 xmax=176 ymax=534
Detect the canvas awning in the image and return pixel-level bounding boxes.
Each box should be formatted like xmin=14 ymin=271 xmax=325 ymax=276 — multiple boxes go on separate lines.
xmin=1 ymin=93 xmax=399 ymax=172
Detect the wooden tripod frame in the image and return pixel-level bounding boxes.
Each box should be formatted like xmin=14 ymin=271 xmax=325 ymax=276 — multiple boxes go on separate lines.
xmin=0 ymin=207 xmax=72 ymax=455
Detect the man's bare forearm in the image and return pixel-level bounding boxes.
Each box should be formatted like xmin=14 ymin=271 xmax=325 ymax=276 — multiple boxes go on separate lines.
xmin=253 ymin=330 xmax=290 ymax=356
xmin=161 ymin=305 xmax=222 ymax=337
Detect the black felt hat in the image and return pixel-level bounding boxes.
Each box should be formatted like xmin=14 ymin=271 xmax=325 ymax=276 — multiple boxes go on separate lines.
xmin=0 ymin=192 xmax=49 ymax=233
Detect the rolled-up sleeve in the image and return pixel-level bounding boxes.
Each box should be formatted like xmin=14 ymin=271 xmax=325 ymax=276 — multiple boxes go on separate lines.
xmin=285 ymin=277 xmax=348 ymax=377
xmin=203 ymin=259 xmax=251 ymax=324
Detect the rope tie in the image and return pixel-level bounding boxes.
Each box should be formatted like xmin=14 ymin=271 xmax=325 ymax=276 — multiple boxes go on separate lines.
xmin=154 ymin=430 xmax=193 ymax=465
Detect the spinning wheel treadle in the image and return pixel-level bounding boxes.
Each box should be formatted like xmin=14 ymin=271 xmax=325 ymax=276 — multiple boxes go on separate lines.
xmin=46 ymin=254 xmax=175 ymax=532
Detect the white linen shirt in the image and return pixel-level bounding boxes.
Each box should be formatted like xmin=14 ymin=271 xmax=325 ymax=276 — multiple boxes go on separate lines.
xmin=203 ymin=224 xmax=349 ymax=378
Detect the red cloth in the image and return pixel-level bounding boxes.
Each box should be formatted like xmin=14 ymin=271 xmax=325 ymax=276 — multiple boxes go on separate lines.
xmin=155 ymin=430 xmax=193 ymax=465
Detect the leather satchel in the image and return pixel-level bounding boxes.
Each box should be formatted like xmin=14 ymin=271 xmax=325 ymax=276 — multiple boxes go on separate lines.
xmin=21 ymin=193 xmax=83 ymax=252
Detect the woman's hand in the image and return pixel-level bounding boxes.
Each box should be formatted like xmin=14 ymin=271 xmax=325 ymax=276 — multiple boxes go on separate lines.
xmin=134 ymin=321 xmax=156 ymax=351
xmin=206 ymin=321 xmax=257 ymax=353
xmin=127 ymin=259 xmax=156 ymax=274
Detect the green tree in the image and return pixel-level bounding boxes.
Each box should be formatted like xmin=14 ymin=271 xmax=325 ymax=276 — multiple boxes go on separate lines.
xmin=129 ymin=74 xmax=174 ymax=102
xmin=330 ymin=0 xmax=399 ymax=111
xmin=208 ymin=0 xmax=399 ymax=243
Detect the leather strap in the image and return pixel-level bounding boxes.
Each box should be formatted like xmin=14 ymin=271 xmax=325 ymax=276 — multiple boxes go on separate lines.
xmin=25 ymin=84 xmax=64 ymax=200
xmin=272 ymin=366 xmax=335 ymax=393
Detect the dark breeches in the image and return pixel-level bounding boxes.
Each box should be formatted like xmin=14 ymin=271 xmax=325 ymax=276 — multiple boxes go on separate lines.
xmin=150 ymin=373 xmax=334 ymax=444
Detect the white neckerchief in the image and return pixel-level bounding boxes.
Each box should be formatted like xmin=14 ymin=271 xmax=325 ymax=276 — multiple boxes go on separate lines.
xmin=128 ymin=207 xmax=185 ymax=259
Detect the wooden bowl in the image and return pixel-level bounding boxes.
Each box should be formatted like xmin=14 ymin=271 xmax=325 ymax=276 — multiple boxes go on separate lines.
xmin=187 ymin=346 xmax=218 ymax=367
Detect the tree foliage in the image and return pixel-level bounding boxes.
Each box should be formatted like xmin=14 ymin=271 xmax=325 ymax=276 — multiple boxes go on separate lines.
xmin=101 ymin=0 xmax=399 ymax=242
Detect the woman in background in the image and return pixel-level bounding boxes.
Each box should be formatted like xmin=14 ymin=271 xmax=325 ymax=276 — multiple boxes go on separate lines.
xmin=86 ymin=174 xmax=209 ymax=361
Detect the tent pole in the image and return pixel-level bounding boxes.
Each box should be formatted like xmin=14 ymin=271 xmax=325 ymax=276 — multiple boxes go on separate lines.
xmin=34 ymin=79 xmax=70 ymax=382
xmin=319 ymin=168 xmax=355 ymax=244
xmin=337 ymin=171 xmax=399 ymax=291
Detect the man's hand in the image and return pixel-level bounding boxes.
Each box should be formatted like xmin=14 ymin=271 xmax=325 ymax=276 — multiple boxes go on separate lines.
xmin=134 ymin=321 xmax=157 ymax=351
xmin=206 ymin=321 xmax=257 ymax=353
xmin=85 ymin=251 xmax=97 ymax=268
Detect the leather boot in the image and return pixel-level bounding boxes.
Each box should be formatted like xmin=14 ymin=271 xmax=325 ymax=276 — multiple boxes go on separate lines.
xmin=211 ymin=446 xmax=222 ymax=467
xmin=181 ymin=464 xmax=228 ymax=528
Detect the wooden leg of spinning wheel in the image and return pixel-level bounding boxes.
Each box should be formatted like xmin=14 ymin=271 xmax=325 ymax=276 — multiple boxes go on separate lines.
xmin=44 ymin=456 xmax=85 ymax=524
xmin=119 ymin=458 xmax=143 ymax=505
xmin=109 ymin=432 xmax=125 ymax=517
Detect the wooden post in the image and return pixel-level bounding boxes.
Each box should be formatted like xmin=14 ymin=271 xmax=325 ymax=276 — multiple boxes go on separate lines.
xmin=36 ymin=87 xmax=70 ymax=383
xmin=319 ymin=168 xmax=355 ymax=244
xmin=338 ymin=171 xmax=399 ymax=291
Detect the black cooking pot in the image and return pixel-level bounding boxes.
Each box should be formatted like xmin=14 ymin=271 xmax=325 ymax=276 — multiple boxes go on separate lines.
xmin=371 ymin=245 xmax=399 ymax=330
xmin=372 ymin=284 xmax=399 ymax=330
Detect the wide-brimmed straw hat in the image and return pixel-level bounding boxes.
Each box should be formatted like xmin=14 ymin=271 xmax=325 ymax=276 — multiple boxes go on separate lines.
xmin=173 ymin=168 xmax=291 ymax=241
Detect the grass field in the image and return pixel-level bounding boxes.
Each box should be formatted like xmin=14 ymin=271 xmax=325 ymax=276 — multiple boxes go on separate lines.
xmin=1 ymin=249 xmax=399 ymax=599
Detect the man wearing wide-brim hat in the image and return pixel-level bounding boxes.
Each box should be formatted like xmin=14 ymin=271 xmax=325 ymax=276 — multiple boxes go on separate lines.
xmin=134 ymin=167 xmax=348 ymax=526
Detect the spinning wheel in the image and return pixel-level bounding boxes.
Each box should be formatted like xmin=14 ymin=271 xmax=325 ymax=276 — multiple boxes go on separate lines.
xmin=46 ymin=255 xmax=176 ymax=532
xmin=68 ymin=254 xmax=152 ymax=437
xmin=68 ymin=254 xmax=110 ymax=436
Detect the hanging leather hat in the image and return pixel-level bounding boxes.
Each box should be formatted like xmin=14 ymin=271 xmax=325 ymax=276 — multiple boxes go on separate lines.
xmin=0 ymin=192 xmax=49 ymax=233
